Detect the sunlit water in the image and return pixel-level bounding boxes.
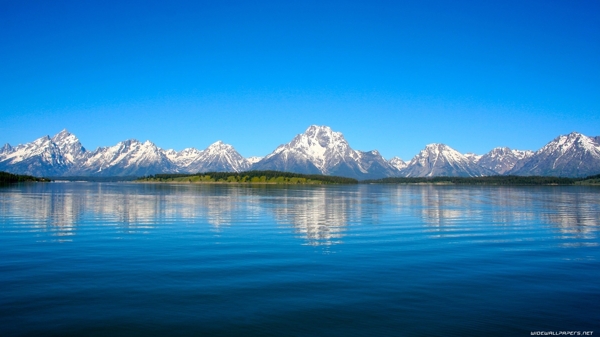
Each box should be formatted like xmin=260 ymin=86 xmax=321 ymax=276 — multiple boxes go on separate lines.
xmin=1 ymin=182 xmax=599 ymax=336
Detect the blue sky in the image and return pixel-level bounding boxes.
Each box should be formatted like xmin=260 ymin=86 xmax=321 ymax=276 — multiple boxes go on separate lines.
xmin=1 ymin=0 xmax=598 ymax=160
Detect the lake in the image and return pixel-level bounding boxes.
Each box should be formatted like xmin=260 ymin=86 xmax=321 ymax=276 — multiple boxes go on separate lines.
xmin=1 ymin=182 xmax=599 ymax=336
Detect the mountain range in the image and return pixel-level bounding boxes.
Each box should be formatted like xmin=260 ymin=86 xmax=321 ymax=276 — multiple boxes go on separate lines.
xmin=1 ymin=126 xmax=599 ymax=179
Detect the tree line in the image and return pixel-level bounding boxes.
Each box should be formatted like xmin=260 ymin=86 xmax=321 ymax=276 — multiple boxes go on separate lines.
xmin=0 ymin=171 xmax=52 ymax=184
xmin=139 ymin=170 xmax=359 ymax=184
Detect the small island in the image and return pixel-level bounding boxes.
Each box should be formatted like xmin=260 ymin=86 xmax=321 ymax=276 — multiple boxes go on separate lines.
xmin=137 ymin=170 xmax=358 ymax=185
xmin=0 ymin=171 xmax=52 ymax=184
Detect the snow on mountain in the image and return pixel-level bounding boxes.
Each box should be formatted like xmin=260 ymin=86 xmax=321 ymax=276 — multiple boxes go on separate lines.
xmin=0 ymin=143 xmax=13 ymax=155
xmin=348 ymin=150 xmax=401 ymax=179
xmin=464 ymin=153 xmax=482 ymax=163
xmin=512 ymin=149 xmax=534 ymax=160
xmin=0 ymin=130 xmax=83 ymax=176
xmin=400 ymin=143 xmax=496 ymax=177
xmin=165 ymin=148 xmax=203 ymax=168
xmin=477 ymin=147 xmax=534 ymax=174
xmin=0 ymin=130 xmax=249 ymax=177
xmin=73 ymin=139 xmax=178 ymax=176
xmin=2 ymin=128 xmax=598 ymax=178
xmin=252 ymin=125 xmax=398 ymax=179
xmin=388 ymin=157 xmax=407 ymax=171
xmin=255 ymin=125 xmax=350 ymax=174
xmin=185 ymin=141 xmax=250 ymax=173
xmin=246 ymin=156 xmax=263 ymax=165
xmin=51 ymin=129 xmax=86 ymax=164
xmin=508 ymin=132 xmax=600 ymax=177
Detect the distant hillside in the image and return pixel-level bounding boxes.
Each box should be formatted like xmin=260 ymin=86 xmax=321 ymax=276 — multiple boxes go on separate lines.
xmin=0 ymin=171 xmax=51 ymax=183
xmin=138 ymin=170 xmax=358 ymax=185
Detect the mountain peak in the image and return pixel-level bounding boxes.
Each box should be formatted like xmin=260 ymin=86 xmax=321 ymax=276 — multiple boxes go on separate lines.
xmin=424 ymin=143 xmax=447 ymax=149
xmin=0 ymin=143 xmax=13 ymax=155
xmin=253 ymin=125 xmax=397 ymax=179
xmin=206 ymin=141 xmax=235 ymax=153
xmin=490 ymin=146 xmax=511 ymax=153
xmin=302 ymin=125 xmax=343 ymax=143
xmin=421 ymin=143 xmax=455 ymax=155
xmin=3 ymin=128 xmax=597 ymax=179
xmin=51 ymin=129 xmax=76 ymax=142
xmin=208 ymin=140 xmax=226 ymax=147
xmin=305 ymin=125 xmax=333 ymax=133
xmin=403 ymin=143 xmax=494 ymax=177
xmin=121 ymin=139 xmax=141 ymax=146
xmin=478 ymin=147 xmax=533 ymax=174
xmin=388 ymin=157 xmax=407 ymax=171
xmin=184 ymin=141 xmax=248 ymax=173
xmin=508 ymin=131 xmax=600 ymax=177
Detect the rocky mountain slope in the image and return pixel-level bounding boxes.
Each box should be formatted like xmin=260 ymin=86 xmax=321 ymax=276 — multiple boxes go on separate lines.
xmin=508 ymin=132 xmax=600 ymax=177
xmin=476 ymin=147 xmax=534 ymax=174
xmin=72 ymin=139 xmax=178 ymax=177
xmin=0 ymin=130 xmax=86 ymax=176
xmin=184 ymin=141 xmax=250 ymax=173
xmin=1 ymin=128 xmax=598 ymax=178
xmin=0 ymin=130 xmax=249 ymax=177
xmin=399 ymin=143 xmax=496 ymax=177
xmin=388 ymin=157 xmax=407 ymax=171
xmin=251 ymin=125 xmax=399 ymax=180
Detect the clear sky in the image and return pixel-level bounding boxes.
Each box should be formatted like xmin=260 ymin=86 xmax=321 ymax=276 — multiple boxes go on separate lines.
xmin=1 ymin=0 xmax=598 ymax=160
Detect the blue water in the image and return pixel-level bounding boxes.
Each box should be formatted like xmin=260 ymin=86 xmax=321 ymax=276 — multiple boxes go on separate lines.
xmin=1 ymin=182 xmax=599 ymax=336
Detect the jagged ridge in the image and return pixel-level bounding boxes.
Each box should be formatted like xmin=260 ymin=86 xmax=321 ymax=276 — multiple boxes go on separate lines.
xmin=251 ymin=125 xmax=400 ymax=180
xmin=1 ymin=128 xmax=599 ymax=178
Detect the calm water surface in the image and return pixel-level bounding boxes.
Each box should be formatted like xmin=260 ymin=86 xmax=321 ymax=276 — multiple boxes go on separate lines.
xmin=1 ymin=182 xmax=599 ymax=336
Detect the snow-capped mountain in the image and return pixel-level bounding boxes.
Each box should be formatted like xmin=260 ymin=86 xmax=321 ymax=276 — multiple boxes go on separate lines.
xmin=400 ymin=143 xmax=496 ymax=177
xmin=0 ymin=130 xmax=253 ymax=177
xmin=73 ymin=139 xmax=178 ymax=177
xmin=0 ymin=130 xmax=84 ymax=176
xmin=0 ymin=143 xmax=13 ymax=155
xmin=185 ymin=141 xmax=250 ymax=173
xmin=508 ymin=132 xmax=600 ymax=177
xmin=388 ymin=157 xmax=407 ymax=171
xmin=247 ymin=156 xmax=263 ymax=165
xmin=464 ymin=153 xmax=482 ymax=163
xmin=251 ymin=125 xmax=399 ymax=180
xmin=51 ymin=129 xmax=86 ymax=165
xmin=476 ymin=147 xmax=534 ymax=174
xmin=165 ymin=148 xmax=203 ymax=168
xmin=2 ymin=128 xmax=599 ymax=178
xmin=342 ymin=150 xmax=401 ymax=179
xmin=74 ymin=139 xmax=250 ymax=176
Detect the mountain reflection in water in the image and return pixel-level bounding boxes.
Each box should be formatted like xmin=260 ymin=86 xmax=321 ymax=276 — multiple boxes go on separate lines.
xmin=1 ymin=183 xmax=598 ymax=246
xmin=1 ymin=182 xmax=600 ymax=336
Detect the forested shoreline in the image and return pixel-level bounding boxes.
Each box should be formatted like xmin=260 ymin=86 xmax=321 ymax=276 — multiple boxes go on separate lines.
xmin=3 ymin=170 xmax=599 ymax=185
xmin=137 ymin=171 xmax=359 ymax=184
xmin=0 ymin=171 xmax=51 ymax=183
